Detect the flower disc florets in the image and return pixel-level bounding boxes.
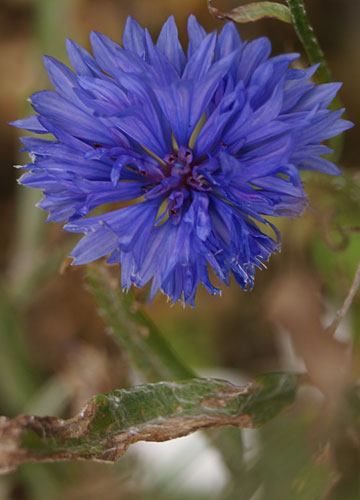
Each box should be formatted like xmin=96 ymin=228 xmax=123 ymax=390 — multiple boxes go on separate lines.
xmin=12 ymin=15 xmax=352 ymax=306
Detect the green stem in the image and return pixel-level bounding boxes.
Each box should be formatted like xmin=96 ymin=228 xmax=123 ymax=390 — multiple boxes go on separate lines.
xmin=285 ymin=0 xmax=331 ymax=83
xmin=286 ymin=0 xmax=344 ymax=158
xmin=87 ymin=264 xmax=195 ymax=382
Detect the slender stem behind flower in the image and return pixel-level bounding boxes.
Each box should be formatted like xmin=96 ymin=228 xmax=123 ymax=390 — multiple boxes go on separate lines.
xmin=285 ymin=0 xmax=332 ymax=83
xmin=87 ymin=263 xmax=195 ymax=382
xmin=327 ymin=261 xmax=360 ymax=337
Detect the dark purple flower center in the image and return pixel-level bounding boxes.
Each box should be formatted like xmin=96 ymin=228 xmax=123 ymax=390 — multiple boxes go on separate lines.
xmin=143 ymin=145 xmax=212 ymax=224
xmin=163 ymin=145 xmax=211 ymax=193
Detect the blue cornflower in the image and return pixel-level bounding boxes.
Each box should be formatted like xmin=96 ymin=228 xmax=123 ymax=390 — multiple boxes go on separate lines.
xmin=12 ymin=15 xmax=352 ymax=306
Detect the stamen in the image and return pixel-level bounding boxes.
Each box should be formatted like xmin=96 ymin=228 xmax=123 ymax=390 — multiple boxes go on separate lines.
xmin=165 ymin=154 xmax=175 ymax=165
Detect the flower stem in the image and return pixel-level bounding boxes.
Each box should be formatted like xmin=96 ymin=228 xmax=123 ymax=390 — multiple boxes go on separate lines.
xmin=87 ymin=263 xmax=195 ymax=382
xmin=285 ymin=0 xmax=332 ymax=84
xmin=286 ymin=0 xmax=344 ymax=158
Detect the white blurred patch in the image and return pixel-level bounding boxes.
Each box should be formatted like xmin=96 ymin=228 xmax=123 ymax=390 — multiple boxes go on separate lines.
xmin=275 ymin=325 xmax=307 ymax=373
xmin=130 ymin=432 xmax=229 ymax=497
xmin=322 ymin=306 xmax=352 ymax=343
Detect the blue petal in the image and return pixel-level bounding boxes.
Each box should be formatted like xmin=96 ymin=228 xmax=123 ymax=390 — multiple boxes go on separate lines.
xmin=182 ymin=32 xmax=216 ymax=81
xmin=291 ymin=144 xmax=333 ymax=159
xmin=154 ymin=80 xmax=194 ymax=147
xmin=37 ymin=116 xmax=92 ymax=153
xmin=156 ymin=49 xmax=240 ymax=147
xmin=114 ymin=71 xmax=173 ymax=145
xmin=297 ymin=155 xmax=341 ymax=175
xmin=297 ymin=108 xmax=353 ymax=143
xmin=90 ymin=31 xmax=148 ymax=77
xmin=132 ymin=220 xmax=177 ymax=287
xmin=26 ymin=157 xmax=109 ymax=181
xmin=30 ymin=90 xmax=115 ymax=145
xmin=156 ymin=15 xmax=186 ymax=75
xmin=66 ymin=199 xmax=160 ymax=264
xmin=9 ymin=115 xmax=48 ymax=133
xmin=248 ymin=53 xmax=299 ymax=109
xmin=194 ymin=83 xmax=245 ymax=157
xmin=43 ymin=56 xmax=81 ymax=104
xmin=68 ymin=223 xmax=119 ymax=264
xmin=20 ymin=134 xmax=91 ymax=158
xmin=187 ymin=15 xmax=206 ymax=58
xmin=112 ymin=106 xmax=169 ymax=157
xmin=237 ymin=37 xmax=271 ymax=85
xmin=293 ymin=82 xmax=342 ymax=111
xmin=90 ymin=31 xmax=122 ymax=76
xmin=77 ymin=75 xmax=129 ymax=109
xmin=122 ymin=16 xmax=146 ymax=56
xmin=215 ymin=22 xmax=242 ymax=59
xmin=183 ymin=192 xmax=211 ymax=241
xmin=282 ymin=64 xmax=319 ymax=112
xmin=240 ymin=134 xmax=294 ymax=180
xmin=66 ymin=38 xmax=103 ymax=77
xmin=144 ymin=29 xmax=180 ymax=86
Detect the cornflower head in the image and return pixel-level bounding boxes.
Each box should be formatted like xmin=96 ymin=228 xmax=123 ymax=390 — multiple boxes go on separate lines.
xmin=12 ymin=15 xmax=352 ymax=306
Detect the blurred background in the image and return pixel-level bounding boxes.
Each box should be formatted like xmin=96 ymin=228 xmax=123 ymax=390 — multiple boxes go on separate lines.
xmin=0 ymin=0 xmax=360 ymax=498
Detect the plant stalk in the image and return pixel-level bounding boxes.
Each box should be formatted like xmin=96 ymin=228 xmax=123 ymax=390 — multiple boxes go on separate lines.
xmin=285 ymin=0 xmax=331 ymax=83
xmin=86 ymin=264 xmax=195 ymax=382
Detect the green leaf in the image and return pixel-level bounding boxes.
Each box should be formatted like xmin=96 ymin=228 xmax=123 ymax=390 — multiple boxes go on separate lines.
xmin=208 ymin=1 xmax=292 ymax=23
xmin=0 ymin=373 xmax=298 ymax=472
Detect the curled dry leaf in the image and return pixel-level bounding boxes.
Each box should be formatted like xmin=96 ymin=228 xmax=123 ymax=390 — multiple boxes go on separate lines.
xmin=0 ymin=373 xmax=298 ymax=474
xmin=207 ymin=0 xmax=292 ymax=23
